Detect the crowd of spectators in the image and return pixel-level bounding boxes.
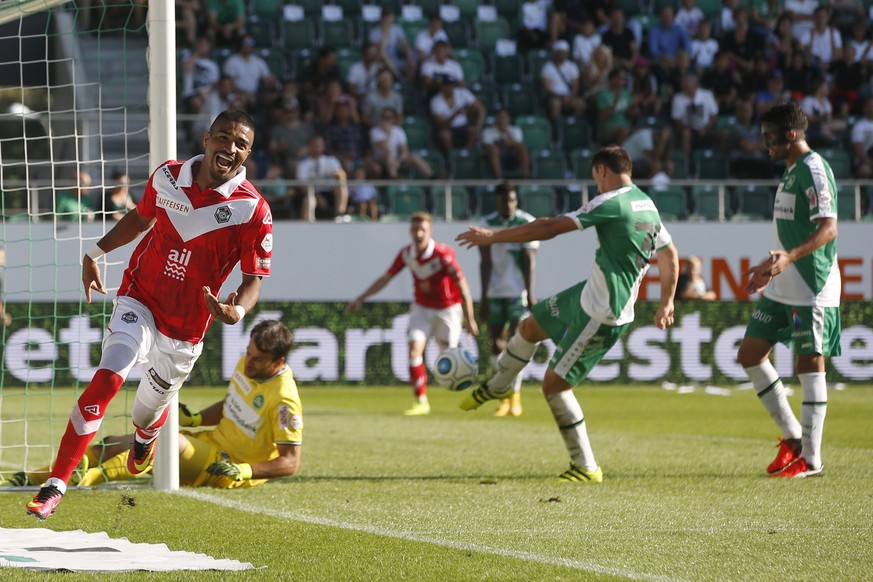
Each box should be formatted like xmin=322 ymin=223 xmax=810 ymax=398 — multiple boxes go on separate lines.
xmin=172 ymin=0 xmax=873 ymax=220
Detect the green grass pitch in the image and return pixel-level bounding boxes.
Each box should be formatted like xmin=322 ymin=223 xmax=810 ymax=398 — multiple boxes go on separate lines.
xmin=1 ymin=384 xmax=871 ymax=581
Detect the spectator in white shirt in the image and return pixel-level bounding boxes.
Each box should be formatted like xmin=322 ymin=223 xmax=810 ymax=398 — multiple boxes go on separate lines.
xmin=420 ymin=40 xmax=464 ymax=95
xmin=414 ymin=14 xmax=450 ymax=63
xmin=785 ymin=0 xmax=820 ymax=42
xmin=691 ymin=20 xmax=719 ymax=70
xmin=572 ymin=18 xmax=601 ymax=70
xmin=347 ymin=43 xmax=384 ymax=101
xmin=541 ymin=40 xmax=586 ymax=122
xmin=366 ymin=107 xmax=433 ymax=179
xmin=482 ymin=106 xmax=530 ymax=179
xmin=429 ymin=76 xmax=485 ymax=155
xmin=222 ymin=34 xmax=277 ymax=108
xmin=295 ymin=135 xmax=349 ymax=220
xmin=671 ymin=73 xmax=719 ymax=159
xmin=368 ymin=8 xmax=414 ymax=80
xmin=800 ymin=76 xmax=847 ymax=147
xmin=517 ymin=0 xmax=550 ymax=53
xmin=851 ymin=96 xmax=873 ymax=178
xmin=800 ymin=7 xmax=843 ymax=69
xmin=676 ymin=0 xmax=706 ymax=37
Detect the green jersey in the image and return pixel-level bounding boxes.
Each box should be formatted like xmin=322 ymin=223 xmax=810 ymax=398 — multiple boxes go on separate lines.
xmin=482 ymin=210 xmax=539 ymax=299
xmin=567 ymin=185 xmax=671 ymax=326
xmin=767 ymin=150 xmax=840 ymax=307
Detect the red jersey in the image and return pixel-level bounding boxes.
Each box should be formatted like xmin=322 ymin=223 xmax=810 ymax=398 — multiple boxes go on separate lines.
xmin=118 ymin=156 xmax=273 ymax=343
xmin=387 ymin=239 xmax=463 ymax=308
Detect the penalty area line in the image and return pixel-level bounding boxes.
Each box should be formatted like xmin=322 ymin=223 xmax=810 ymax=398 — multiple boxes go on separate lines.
xmin=174 ymin=489 xmax=682 ymax=582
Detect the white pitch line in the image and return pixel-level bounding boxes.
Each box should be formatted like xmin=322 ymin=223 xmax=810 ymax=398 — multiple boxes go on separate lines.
xmin=174 ymin=489 xmax=683 ymax=582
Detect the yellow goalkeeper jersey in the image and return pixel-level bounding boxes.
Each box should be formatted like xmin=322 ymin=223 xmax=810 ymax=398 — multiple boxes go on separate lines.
xmin=209 ymin=356 xmax=303 ymax=465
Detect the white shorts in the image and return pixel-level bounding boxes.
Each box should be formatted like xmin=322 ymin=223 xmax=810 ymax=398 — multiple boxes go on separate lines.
xmin=407 ymin=302 xmax=463 ymax=347
xmin=106 ymin=296 xmax=203 ymax=397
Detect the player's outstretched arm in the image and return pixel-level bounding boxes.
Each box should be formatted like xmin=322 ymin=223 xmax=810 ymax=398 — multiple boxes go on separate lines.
xmin=347 ymin=272 xmax=393 ymax=311
xmin=204 ymin=274 xmax=262 ymax=324
xmin=456 ymin=216 xmax=575 ymax=249
xmin=654 ymin=242 xmax=679 ymax=330
xmin=82 ymin=209 xmax=155 ymax=303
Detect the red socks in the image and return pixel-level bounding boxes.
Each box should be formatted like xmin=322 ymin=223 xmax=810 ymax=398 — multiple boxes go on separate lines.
xmin=410 ymin=362 xmax=427 ymax=399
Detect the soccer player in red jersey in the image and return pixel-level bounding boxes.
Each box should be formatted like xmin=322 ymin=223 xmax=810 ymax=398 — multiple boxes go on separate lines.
xmin=26 ymin=110 xmax=273 ymax=519
xmin=347 ymin=212 xmax=478 ymax=415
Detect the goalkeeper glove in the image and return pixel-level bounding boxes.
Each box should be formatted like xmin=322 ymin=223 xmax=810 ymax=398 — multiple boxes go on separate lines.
xmin=206 ymin=459 xmax=253 ymax=481
xmin=179 ymin=403 xmax=202 ymax=427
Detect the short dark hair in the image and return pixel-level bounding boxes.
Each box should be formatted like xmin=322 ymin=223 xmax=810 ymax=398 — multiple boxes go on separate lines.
xmin=495 ymin=181 xmax=516 ymax=198
xmin=761 ymin=102 xmax=808 ymax=132
xmin=251 ymin=320 xmax=294 ymax=361
xmin=211 ymin=109 xmax=255 ymax=134
xmin=591 ymin=145 xmax=632 ymax=175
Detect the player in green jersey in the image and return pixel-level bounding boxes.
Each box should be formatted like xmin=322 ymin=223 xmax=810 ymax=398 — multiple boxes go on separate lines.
xmin=740 ymin=102 xmax=840 ymax=479
xmin=479 ymin=182 xmax=538 ymax=417
xmin=456 ymin=145 xmax=679 ymax=482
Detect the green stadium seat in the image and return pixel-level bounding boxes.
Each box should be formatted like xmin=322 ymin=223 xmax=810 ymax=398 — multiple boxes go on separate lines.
xmin=696 ymin=0 xmax=722 ymax=19
xmin=526 ymin=49 xmax=550 ymax=81
xmin=454 ymin=48 xmax=484 ymax=83
xmin=516 ymin=115 xmax=552 ymax=151
xmin=283 ymin=21 xmax=314 ymax=51
xmin=570 ymin=148 xmax=593 ymax=180
xmin=690 ymin=185 xmax=725 ymax=221
xmin=320 ymin=19 xmax=355 ymax=49
xmin=409 ymin=148 xmax=445 ymax=179
xmin=817 ymin=148 xmax=852 ymax=179
xmin=476 ymin=184 xmax=499 ymax=215
xmin=252 ymin=0 xmax=283 ymax=19
xmin=417 ymin=0 xmax=442 ymax=18
xmin=449 ymin=148 xmax=485 ymax=179
xmin=333 ymin=0 xmax=362 ymax=14
xmin=336 ymin=48 xmax=361 ymax=84
xmin=402 ymin=116 xmax=432 ymax=150
xmin=519 ymin=184 xmax=558 ymax=217
xmin=454 ymin=0 xmax=480 ymax=19
xmin=615 ymin=0 xmax=643 ymax=17
xmin=256 ymin=48 xmax=286 ymax=79
xmin=502 ymin=83 xmax=537 ymax=117
xmin=734 ymin=185 xmax=772 ymax=219
xmin=386 ymin=185 xmax=426 ymax=217
xmin=693 ymin=149 xmax=728 ymax=179
xmin=838 ymin=188 xmax=860 ymax=221
xmin=443 ymin=20 xmax=470 ymax=47
xmin=288 ymin=48 xmax=315 ymax=82
xmin=648 ymin=185 xmax=688 ymax=220
xmin=469 ymin=81 xmax=498 ymax=111
xmin=491 ymin=53 xmax=524 ymax=85
xmin=290 ymin=0 xmax=323 ymax=16
xmin=475 ymin=18 xmax=510 ymax=52
xmin=531 ymin=149 xmax=566 ymax=180
xmin=248 ymin=19 xmax=275 ymax=48
xmin=558 ymin=116 xmax=592 ymax=152
xmin=670 ymin=148 xmax=688 ymax=179
xmin=432 ymin=185 xmax=471 ymax=219
xmin=400 ymin=18 xmax=427 ymax=45
xmin=493 ymin=0 xmax=521 ymax=18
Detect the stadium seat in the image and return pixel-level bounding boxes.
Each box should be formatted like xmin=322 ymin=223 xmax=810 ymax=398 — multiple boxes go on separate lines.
xmin=519 ymin=185 xmax=558 ymax=217
xmin=320 ymin=19 xmax=355 ymax=49
xmin=402 ymin=116 xmax=432 ymax=150
xmin=283 ymin=21 xmax=314 ymax=51
xmin=332 ymin=0 xmax=362 ymax=13
xmin=558 ymin=116 xmax=592 ymax=153
xmin=257 ymin=49 xmax=286 ymax=80
xmin=290 ymin=0 xmax=323 ymax=16
xmin=288 ymin=48 xmax=315 ymax=81
xmin=400 ymin=18 xmax=427 ymax=45
xmin=817 ymin=148 xmax=852 ymax=179
xmin=386 ymin=185 xmax=426 ymax=217
xmin=475 ymin=18 xmax=510 ymax=52
xmin=648 ymin=186 xmax=688 ymax=220
xmin=838 ymin=188 xmax=860 ymax=221
xmin=454 ymin=49 xmax=484 ymax=83
xmin=493 ymin=0 xmax=521 ymax=18
xmin=432 ymin=185 xmax=471 ymax=219
xmin=615 ymin=0 xmax=643 ymax=17
xmin=526 ymin=49 xmax=550 ymax=81
xmin=516 ymin=115 xmax=552 ymax=151
xmin=693 ymin=149 xmax=728 ymax=179
xmin=690 ymin=185 xmax=726 ymax=221
xmin=531 ymin=149 xmax=566 ymax=180
xmin=570 ymin=148 xmax=593 ymax=180
xmin=449 ymin=148 xmax=485 ymax=179
xmin=417 ymin=0 xmax=442 ymax=17
xmin=336 ymin=48 xmax=361 ymax=83
xmin=670 ymin=148 xmax=688 ymax=179
xmin=443 ymin=20 xmax=470 ymax=47
xmin=248 ymin=19 xmax=275 ymax=48
xmin=476 ymin=184 xmax=499 ymax=216
xmin=696 ymin=0 xmax=722 ymax=20
xmin=491 ymin=53 xmax=524 ymax=85
xmin=252 ymin=0 xmax=284 ymax=19
xmin=734 ymin=185 xmax=772 ymax=219
xmin=502 ymin=83 xmax=537 ymax=117
xmin=454 ymin=0 xmax=480 ymax=19
xmin=409 ymin=148 xmax=445 ymax=179
xmin=469 ymin=81 xmax=498 ymax=111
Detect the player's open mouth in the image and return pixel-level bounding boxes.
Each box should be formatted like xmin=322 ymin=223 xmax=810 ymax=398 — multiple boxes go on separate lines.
xmin=215 ymin=153 xmax=234 ymax=172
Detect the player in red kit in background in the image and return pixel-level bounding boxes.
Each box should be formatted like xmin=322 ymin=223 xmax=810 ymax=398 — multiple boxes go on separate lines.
xmin=26 ymin=109 xmax=273 ymax=519
xmin=347 ymin=212 xmax=478 ymax=415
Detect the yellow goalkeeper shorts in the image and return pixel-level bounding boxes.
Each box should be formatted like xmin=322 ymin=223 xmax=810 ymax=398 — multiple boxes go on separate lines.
xmin=179 ymin=430 xmax=266 ymax=489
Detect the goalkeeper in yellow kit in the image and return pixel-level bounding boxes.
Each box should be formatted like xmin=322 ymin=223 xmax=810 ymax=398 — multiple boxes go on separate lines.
xmin=6 ymin=320 xmax=302 ymax=490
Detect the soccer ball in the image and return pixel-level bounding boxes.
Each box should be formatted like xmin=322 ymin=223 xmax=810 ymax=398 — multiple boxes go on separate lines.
xmin=433 ymin=347 xmax=478 ymax=392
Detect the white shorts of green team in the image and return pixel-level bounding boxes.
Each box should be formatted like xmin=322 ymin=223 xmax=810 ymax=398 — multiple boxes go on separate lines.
xmin=407 ymin=302 xmax=463 ymax=347
xmin=103 ymin=295 xmax=203 ymax=426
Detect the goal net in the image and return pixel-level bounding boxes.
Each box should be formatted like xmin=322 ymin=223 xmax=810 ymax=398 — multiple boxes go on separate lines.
xmin=0 ymin=0 xmax=174 ymax=487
